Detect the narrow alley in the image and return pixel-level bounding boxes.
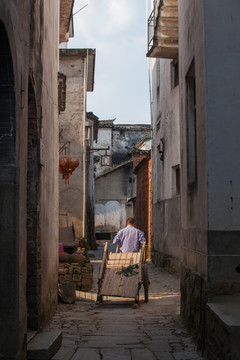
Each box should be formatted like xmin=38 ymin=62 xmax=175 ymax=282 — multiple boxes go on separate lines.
xmin=2 ymin=1 xmax=240 ymax=359
xmin=42 ymin=244 xmax=204 ymax=360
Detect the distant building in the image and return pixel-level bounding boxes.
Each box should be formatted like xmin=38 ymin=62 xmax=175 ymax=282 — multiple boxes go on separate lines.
xmin=94 ymin=122 xmax=151 ymax=241
xmin=95 ymin=160 xmax=134 ymax=241
xmin=93 ymin=120 xmax=151 ymax=176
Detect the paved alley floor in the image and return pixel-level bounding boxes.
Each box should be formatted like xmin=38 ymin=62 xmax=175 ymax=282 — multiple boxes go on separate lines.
xmin=45 ymin=244 xmax=204 ymax=360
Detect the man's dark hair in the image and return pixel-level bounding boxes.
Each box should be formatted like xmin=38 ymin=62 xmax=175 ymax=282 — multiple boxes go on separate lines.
xmin=126 ymin=217 xmax=136 ymax=225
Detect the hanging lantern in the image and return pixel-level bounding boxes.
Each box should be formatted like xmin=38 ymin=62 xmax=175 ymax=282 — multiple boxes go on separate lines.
xmin=59 ymin=155 xmax=80 ymax=184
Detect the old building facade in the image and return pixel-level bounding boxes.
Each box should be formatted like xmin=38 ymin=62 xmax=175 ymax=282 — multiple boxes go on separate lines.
xmin=93 ymin=120 xmax=151 ymax=176
xmin=148 ymin=0 xmax=240 ymax=357
xmin=59 ymin=49 xmax=96 ymax=246
xmin=148 ymin=0 xmax=181 ymax=274
xmin=95 ymin=160 xmax=134 ymax=241
xmin=0 ymin=1 xmax=74 ymax=358
xmin=94 ymin=122 xmax=151 ymax=241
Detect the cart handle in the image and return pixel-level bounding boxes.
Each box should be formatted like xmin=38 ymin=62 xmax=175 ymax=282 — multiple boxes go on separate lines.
xmin=115 ymin=243 xmax=120 ymax=253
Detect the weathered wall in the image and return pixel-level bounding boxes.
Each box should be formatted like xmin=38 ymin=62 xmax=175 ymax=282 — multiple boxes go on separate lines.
xmin=0 ymin=0 xmax=59 ymax=358
xmin=179 ymin=0 xmax=208 ymax=344
xmin=112 ymin=126 xmax=151 ymax=165
xmin=0 ymin=3 xmax=29 ymax=357
xmin=179 ymin=0 xmax=208 ymax=277
xmin=26 ymin=0 xmax=59 ymax=332
xmin=93 ymin=126 xmax=112 ymax=176
xmin=179 ymin=0 xmax=240 ymax=352
xmin=95 ymin=164 xmax=134 ymax=235
xmin=151 ymin=58 xmax=181 ymax=273
xmin=38 ymin=0 xmax=59 ymax=329
xmin=204 ymin=0 xmax=240 ymax=281
xmin=94 ymin=123 xmax=151 ymax=177
xmin=59 ymin=53 xmax=86 ymax=239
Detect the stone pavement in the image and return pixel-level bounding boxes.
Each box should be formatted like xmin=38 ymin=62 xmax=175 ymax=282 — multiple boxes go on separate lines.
xmin=44 ymin=244 xmax=204 ymax=360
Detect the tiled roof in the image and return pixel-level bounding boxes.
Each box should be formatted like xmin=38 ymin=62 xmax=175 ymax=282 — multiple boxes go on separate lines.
xmin=95 ymin=159 xmax=132 ymax=179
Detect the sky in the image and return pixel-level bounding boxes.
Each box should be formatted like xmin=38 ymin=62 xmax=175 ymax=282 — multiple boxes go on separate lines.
xmin=68 ymin=0 xmax=151 ymax=125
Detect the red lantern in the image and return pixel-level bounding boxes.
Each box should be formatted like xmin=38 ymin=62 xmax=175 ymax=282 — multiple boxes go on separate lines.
xmin=59 ymin=155 xmax=80 ymax=184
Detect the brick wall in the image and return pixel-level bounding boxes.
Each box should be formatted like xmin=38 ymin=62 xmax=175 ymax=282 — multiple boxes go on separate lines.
xmin=134 ymin=156 xmax=151 ymax=254
xmin=132 ymin=154 xmax=146 ymax=171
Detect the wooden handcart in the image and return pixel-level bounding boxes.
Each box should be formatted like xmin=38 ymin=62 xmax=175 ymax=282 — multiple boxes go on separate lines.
xmin=97 ymin=242 xmax=149 ymax=306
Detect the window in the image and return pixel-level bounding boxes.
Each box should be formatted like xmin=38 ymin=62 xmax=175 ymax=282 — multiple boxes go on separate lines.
xmin=172 ymin=165 xmax=180 ymax=196
xmin=171 ymin=59 xmax=179 ymax=89
xmin=186 ymin=60 xmax=197 ymax=187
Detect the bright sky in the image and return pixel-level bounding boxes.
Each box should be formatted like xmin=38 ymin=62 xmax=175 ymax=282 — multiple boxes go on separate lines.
xmin=68 ymin=0 xmax=151 ymax=124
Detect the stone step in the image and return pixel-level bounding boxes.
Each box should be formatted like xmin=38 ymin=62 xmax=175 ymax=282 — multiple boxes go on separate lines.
xmin=27 ymin=330 xmax=62 ymax=360
xmin=206 ymin=295 xmax=240 ymax=359
xmin=52 ymin=347 xmax=76 ymax=360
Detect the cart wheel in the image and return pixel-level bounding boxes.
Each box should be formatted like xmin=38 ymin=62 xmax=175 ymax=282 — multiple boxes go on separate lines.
xmin=143 ymin=263 xmax=149 ymax=303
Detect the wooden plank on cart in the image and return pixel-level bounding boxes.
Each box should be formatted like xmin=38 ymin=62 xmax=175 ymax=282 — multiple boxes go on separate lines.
xmin=100 ymin=268 xmax=140 ymax=298
xmin=107 ymin=252 xmax=141 ymax=268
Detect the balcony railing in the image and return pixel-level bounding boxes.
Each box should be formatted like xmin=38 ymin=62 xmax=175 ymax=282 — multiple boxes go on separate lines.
xmin=147 ymin=0 xmax=178 ymax=59
xmin=148 ymin=0 xmax=162 ymax=52
xmin=148 ymin=9 xmax=155 ymax=52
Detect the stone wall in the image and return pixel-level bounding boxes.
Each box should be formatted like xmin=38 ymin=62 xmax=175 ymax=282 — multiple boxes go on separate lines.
xmin=181 ymin=265 xmax=240 ymax=355
xmin=58 ymin=263 xmax=93 ymax=292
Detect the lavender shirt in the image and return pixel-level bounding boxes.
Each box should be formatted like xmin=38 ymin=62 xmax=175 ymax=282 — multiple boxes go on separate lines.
xmin=113 ymin=225 xmax=146 ymax=253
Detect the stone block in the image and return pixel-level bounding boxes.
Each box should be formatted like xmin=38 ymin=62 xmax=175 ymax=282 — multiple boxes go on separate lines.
xmin=58 ymin=268 xmax=68 ymax=275
xmin=82 ymin=274 xmax=92 ymax=280
xmin=59 ymin=263 xmax=66 ymax=268
xmin=64 ymin=274 xmax=72 ymax=281
xmin=73 ymin=267 xmax=81 ymax=274
xmin=27 ymin=331 xmax=62 ymax=360
xmin=81 ymin=278 xmax=92 ymax=285
xmin=72 ymin=274 xmax=81 ymax=282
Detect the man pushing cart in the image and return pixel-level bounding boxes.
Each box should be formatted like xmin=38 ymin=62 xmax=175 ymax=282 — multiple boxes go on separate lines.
xmin=97 ymin=218 xmax=149 ymax=307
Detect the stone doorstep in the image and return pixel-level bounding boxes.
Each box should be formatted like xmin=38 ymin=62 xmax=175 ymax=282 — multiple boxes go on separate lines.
xmin=207 ymin=295 xmax=240 ymax=327
xmin=207 ymin=295 xmax=240 ymax=358
xmin=27 ymin=330 xmax=62 ymax=360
